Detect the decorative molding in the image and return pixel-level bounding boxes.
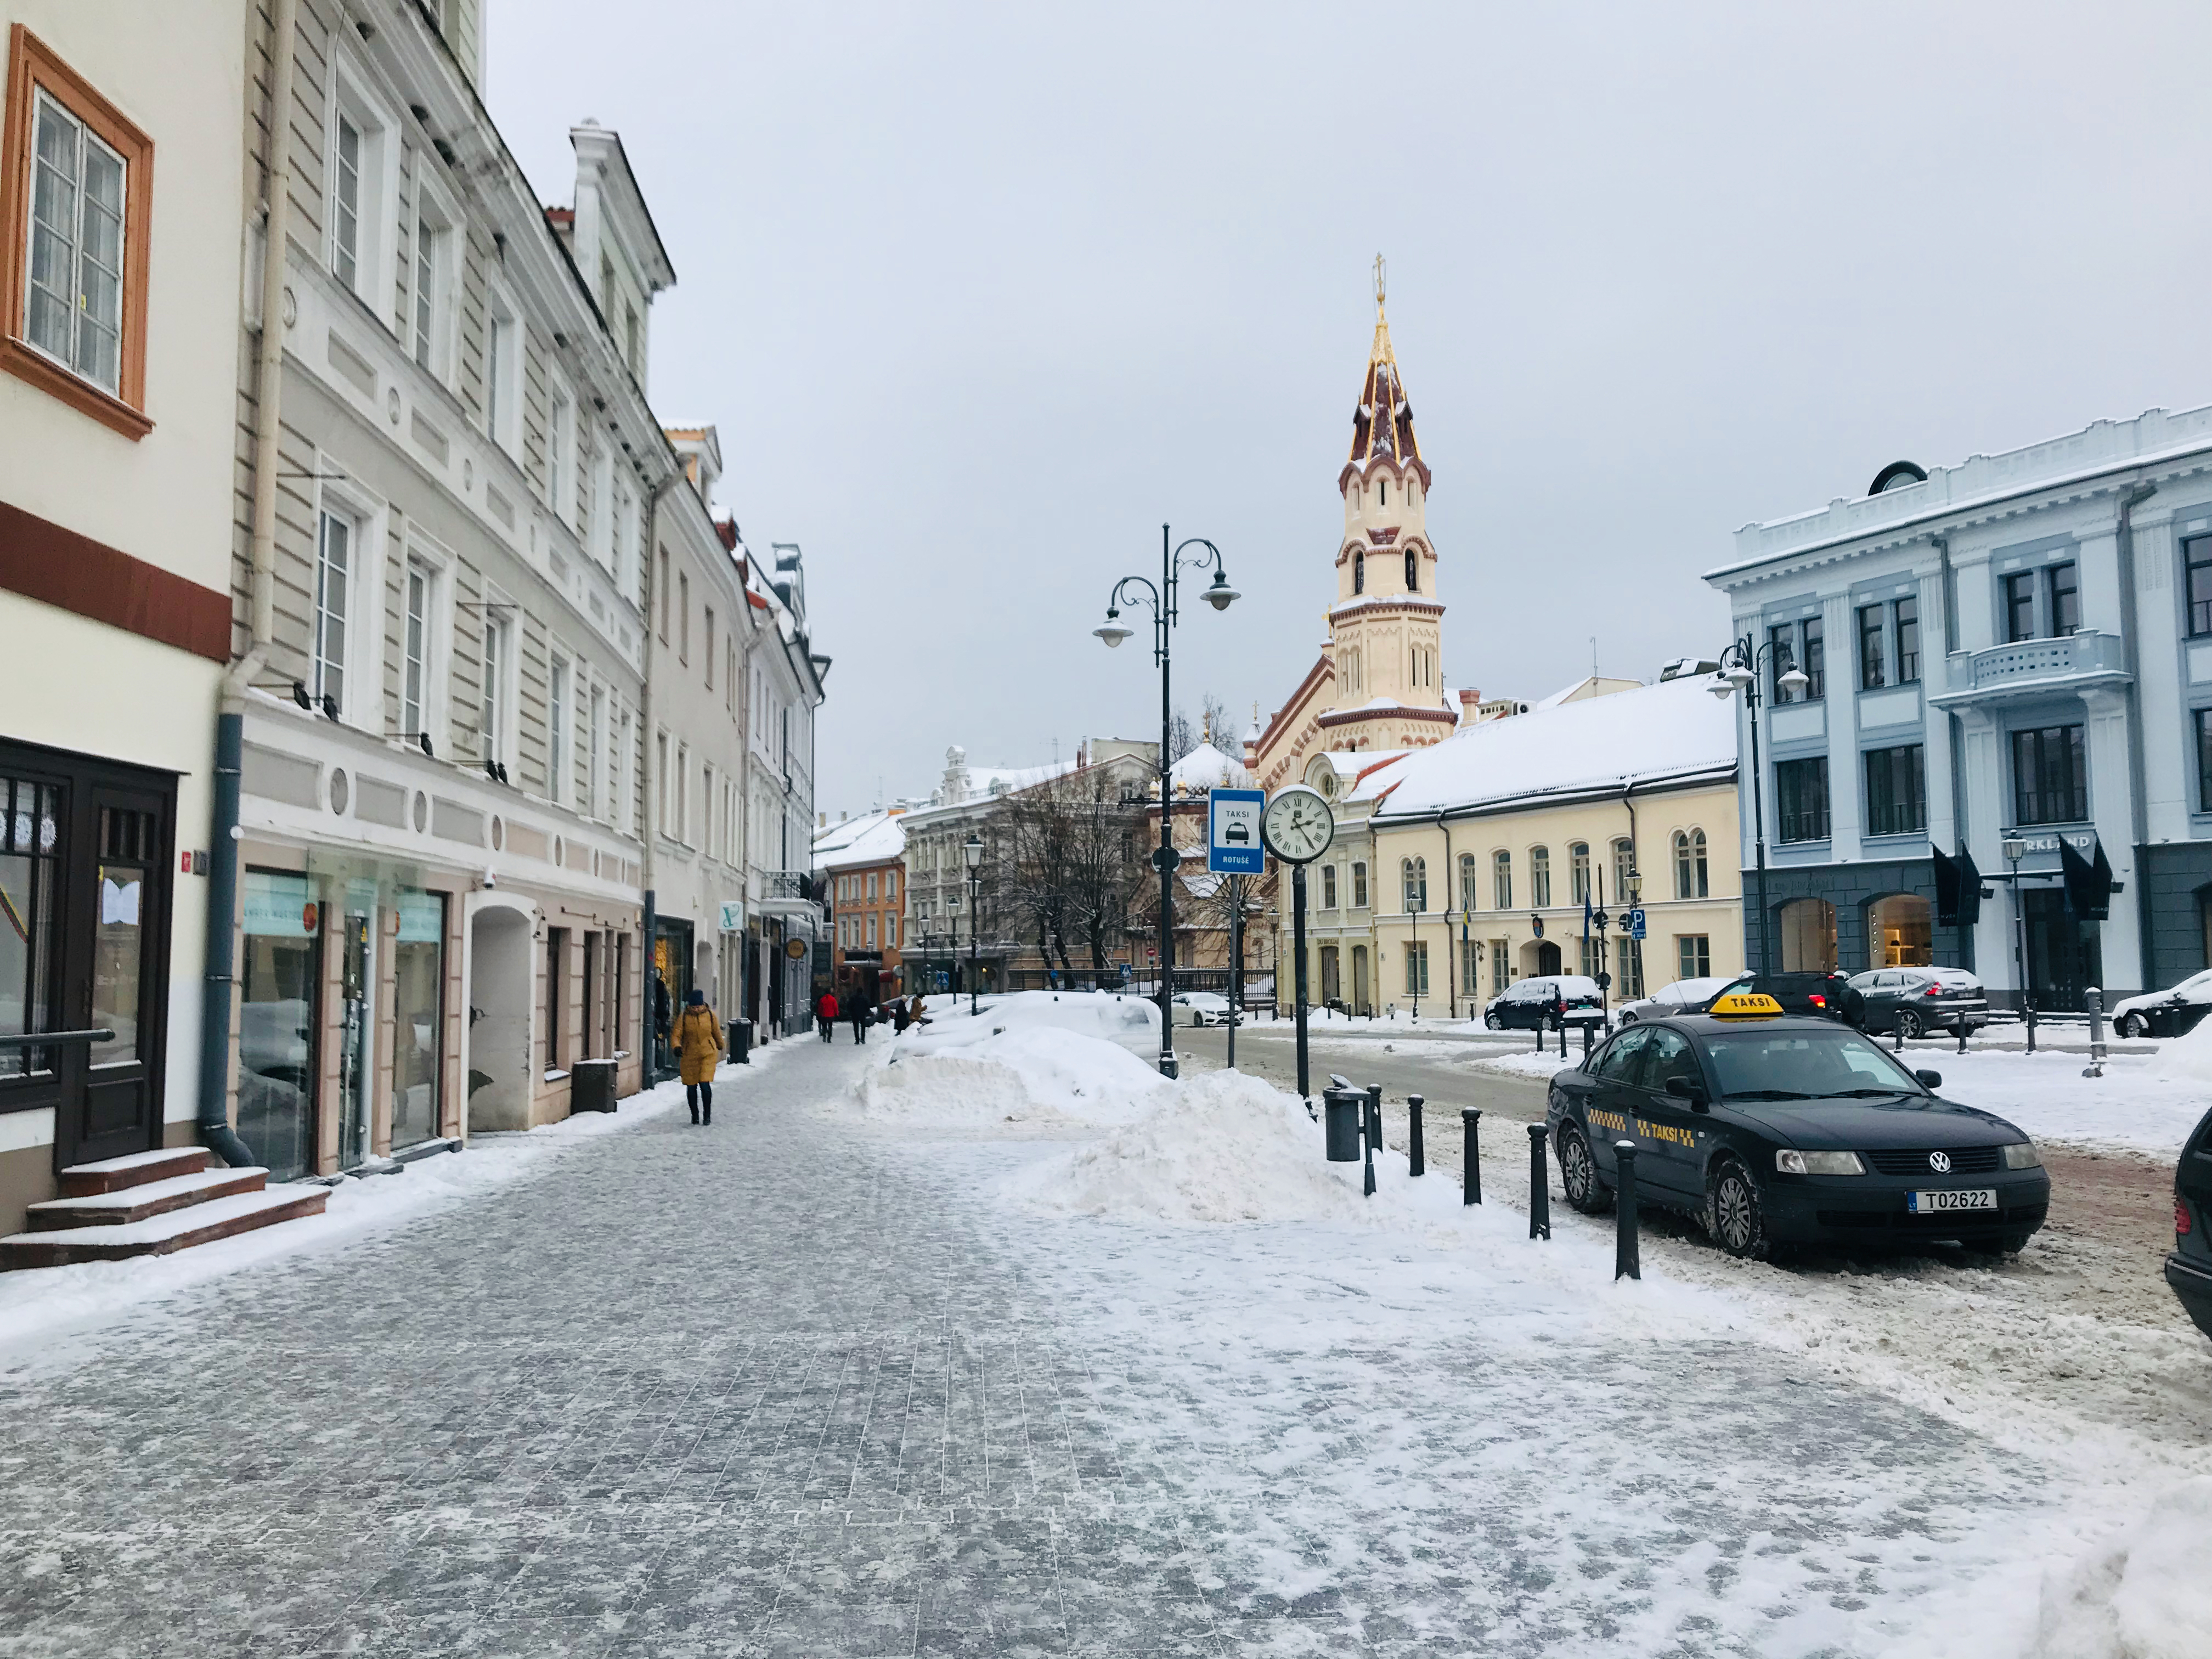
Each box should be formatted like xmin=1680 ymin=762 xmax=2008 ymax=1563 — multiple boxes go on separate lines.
xmin=0 ymin=496 xmax=227 ymax=661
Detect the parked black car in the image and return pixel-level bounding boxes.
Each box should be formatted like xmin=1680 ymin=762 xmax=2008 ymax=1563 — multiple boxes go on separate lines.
xmin=2166 ymin=1105 xmax=2212 ymax=1341
xmin=1545 ymin=998 xmax=2050 ymax=1256
xmin=1845 ymin=967 xmax=1989 ymax=1039
xmin=1484 ymin=975 xmax=1604 ymax=1032
xmin=1709 ymin=970 xmax=1865 ymax=1028
xmin=2114 ymin=970 xmax=2212 ymax=1041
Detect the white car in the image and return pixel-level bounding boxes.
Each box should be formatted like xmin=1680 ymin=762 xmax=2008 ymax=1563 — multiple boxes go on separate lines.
xmin=1614 ymin=977 xmax=1732 ymax=1025
xmin=1171 ymin=991 xmax=1234 ymax=1027
xmin=2112 ymin=971 xmax=2212 ymax=1040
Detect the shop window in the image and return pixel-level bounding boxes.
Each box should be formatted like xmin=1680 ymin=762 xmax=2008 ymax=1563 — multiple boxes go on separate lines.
xmin=392 ymin=891 xmax=444 ymax=1148
xmin=239 ymin=871 xmax=320 ymax=1183
xmin=1778 ymin=898 xmax=1837 ymax=973
xmin=1869 ymin=893 xmax=1933 ymax=968
xmin=0 ymin=775 xmax=59 ymax=1080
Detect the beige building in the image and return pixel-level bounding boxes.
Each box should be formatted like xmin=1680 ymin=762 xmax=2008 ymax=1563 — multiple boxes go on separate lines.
xmin=1351 ymin=673 xmax=1745 ymax=1019
xmin=0 ymin=4 xmax=250 ymax=1235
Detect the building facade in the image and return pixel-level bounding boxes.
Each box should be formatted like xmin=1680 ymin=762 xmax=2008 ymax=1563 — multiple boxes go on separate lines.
xmin=1707 ymin=406 xmax=2212 ymax=1007
xmin=219 ymin=4 xmax=663 ymax=1177
xmin=812 ymin=809 xmax=905 ymax=1007
xmin=742 ymin=544 xmax=827 ymax=1035
xmin=0 ymin=3 xmax=249 ymax=1233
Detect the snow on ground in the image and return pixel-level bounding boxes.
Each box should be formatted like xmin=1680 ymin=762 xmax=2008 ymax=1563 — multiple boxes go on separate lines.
xmin=0 ymin=1033 xmax=812 ymax=1358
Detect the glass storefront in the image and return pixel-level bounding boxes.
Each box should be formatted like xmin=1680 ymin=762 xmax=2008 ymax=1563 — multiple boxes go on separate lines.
xmin=337 ymin=889 xmax=374 ymax=1170
xmin=0 ymin=777 xmax=59 ymax=1081
xmin=391 ymin=891 xmax=445 ymax=1150
xmin=240 ymin=871 xmax=319 ymax=1182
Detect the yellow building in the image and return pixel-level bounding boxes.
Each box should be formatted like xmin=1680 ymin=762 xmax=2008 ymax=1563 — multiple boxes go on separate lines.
xmin=1338 ymin=673 xmax=1745 ymax=1019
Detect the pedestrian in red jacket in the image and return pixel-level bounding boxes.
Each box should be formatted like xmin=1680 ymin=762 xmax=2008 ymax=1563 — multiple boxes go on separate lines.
xmin=815 ymin=989 xmax=839 ymax=1042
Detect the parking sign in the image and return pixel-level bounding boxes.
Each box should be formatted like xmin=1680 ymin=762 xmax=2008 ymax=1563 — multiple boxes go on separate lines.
xmin=1626 ymin=907 xmax=1646 ymax=940
xmin=1207 ymin=788 xmax=1265 ymax=874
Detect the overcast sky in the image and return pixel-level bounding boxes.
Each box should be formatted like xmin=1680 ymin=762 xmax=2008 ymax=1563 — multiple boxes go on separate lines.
xmin=489 ymin=1 xmax=2212 ymax=820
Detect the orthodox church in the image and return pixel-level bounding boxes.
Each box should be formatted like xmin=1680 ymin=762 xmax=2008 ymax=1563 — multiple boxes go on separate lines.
xmin=1248 ymin=264 xmax=1475 ymax=794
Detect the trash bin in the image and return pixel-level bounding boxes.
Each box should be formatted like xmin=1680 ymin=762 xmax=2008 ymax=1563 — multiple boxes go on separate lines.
xmin=1323 ymin=1085 xmax=1364 ymax=1163
xmin=727 ymin=1018 xmax=752 ymax=1065
xmin=571 ymin=1057 xmax=617 ymax=1114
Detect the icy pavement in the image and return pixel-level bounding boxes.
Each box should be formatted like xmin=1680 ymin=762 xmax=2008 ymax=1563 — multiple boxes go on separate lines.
xmin=0 ymin=1035 xmax=2198 ymax=1657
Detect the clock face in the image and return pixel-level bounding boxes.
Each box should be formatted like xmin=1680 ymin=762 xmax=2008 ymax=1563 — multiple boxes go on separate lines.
xmin=1261 ymin=786 xmax=1335 ymax=864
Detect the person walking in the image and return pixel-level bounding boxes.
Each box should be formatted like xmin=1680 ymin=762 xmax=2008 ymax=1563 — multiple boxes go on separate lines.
xmin=815 ymin=987 xmax=839 ymax=1042
xmin=848 ymin=995 xmax=871 ymax=1045
xmin=891 ymin=998 xmax=910 ymax=1034
xmin=673 ymin=989 xmax=724 ymax=1125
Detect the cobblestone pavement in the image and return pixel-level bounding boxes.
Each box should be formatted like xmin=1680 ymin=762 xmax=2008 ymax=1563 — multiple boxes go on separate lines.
xmin=0 ymin=1039 xmax=2056 ymax=1656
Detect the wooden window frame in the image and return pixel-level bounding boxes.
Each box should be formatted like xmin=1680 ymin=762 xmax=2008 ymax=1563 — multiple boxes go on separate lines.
xmin=0 ymin=25 xmax=153 ymax=439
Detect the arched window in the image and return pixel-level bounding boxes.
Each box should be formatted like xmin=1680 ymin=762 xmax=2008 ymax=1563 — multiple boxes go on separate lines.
xmin=1531 ymin=845 xmax=1551 ymax=908
xmin=1406 ymin=549 xmax=1418 ymax=592
xmin=1492 ymin=849 xmax=1513 ymax=910
xmin=1352 ymin=550 xmax=1364 ymax=594
xmin=1402 ymin=855 xmax=1426 ymax=912
xmin=1869 ymin=893 xmax=1933 ymax=967
xmin=1568 ymin=842 xmax=1590 ymax=905
xmin=1459 ymin=851 xmax=1479 ymax=913
xmin=1674 ymin=828 xmax=1708 ymax=899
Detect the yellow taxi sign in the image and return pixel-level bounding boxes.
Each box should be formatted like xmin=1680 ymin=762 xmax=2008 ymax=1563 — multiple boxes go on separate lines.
xmin=1708 ymin=991 xmax=1784 ymax=1020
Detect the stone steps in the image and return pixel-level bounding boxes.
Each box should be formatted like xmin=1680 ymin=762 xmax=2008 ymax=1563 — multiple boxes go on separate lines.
xmin=26 ymin=1167 xmax=274 ymax=1230
xmin=1 ymin=1149 xmax=328 ymax=1271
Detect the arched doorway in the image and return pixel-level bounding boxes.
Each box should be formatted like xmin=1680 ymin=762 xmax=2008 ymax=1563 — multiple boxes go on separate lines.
xmin=1779 ymin=898 xmax=1837 ymax=972
xmin=1537 ymin=940 xmax=1562 ymax=976
xmin=1867 ymin=894 xmax=1933 ymax=968
xmin=466 ymin=903 xmax=533 ymax=1132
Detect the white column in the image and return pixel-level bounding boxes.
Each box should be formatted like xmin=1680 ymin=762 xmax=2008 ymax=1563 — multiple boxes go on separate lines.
xmin=2133 ymin=511 xmax=2192 ymax=844
xmin=1921 ymin=571 xmax=1957 ymax=856
xmin=1822 ymin=592 xmax=1861 ymax=861
xmin=1954 ymin=707 xmax=2015 ymax=993
xmin=2076 ymin=522 xmax=2124 ymax=636
xmin=2081 ymin=685 xmax=2142 ymax=996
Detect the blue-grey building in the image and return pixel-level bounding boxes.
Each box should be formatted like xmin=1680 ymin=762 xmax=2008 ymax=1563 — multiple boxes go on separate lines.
xmin=1706 ymin=405 xmax=2212 ymax=1009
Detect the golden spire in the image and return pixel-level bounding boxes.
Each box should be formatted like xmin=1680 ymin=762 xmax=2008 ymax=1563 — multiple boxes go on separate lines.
xmin=1370 ymin=252 xmax=1396 ymax=372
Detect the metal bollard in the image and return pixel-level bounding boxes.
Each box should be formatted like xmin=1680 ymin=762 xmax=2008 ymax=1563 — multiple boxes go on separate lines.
xmin=1363 ymin=1132 xmax=1376 ymax=1197
xmin=2084 ymin=986 xmax=2107 ymax=1080
xmin=1526 ymin=1122 xmax=1551 ymax=1240
xmin=1893 ymin=1018 xmax=1905 ymax=1054
xmin=1408 ymin=1094 xmax=1425 ymax=1177
xmin=1556 ymin=1018 xmax=1568 ymax=1060
xmin=1366 ymin=1085 xmax=1383 ymax=1161
xmin=1462 ymin=1107 xmax=1481 ymax=1204
xmin=1957 ymin=1018 xmax=1968 ymax=1056
xmin=1613 ymin=1140 xmax=1641 ymax=1281
xmin=1582 ymin=1021 xmax=1595 ymax=1064
xmin=2025 ymin=997 xmax=2038 ymax=1054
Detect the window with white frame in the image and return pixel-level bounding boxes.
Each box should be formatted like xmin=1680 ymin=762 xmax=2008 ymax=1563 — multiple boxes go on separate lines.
xmin=546 ymin=654 xmax=571 ymax=805
xmin=676 ymin=744 xmax=691 ymax=845
xmin=313 ymin=507 xmax=354 ymax=714
xmin=479 ymin=605 xmax=513 ymax=768
xmin=325 ymin=63 xmax=393 ymax=309
xmin=655 ymin=731 xmax=671 ymax=834
xmin=589 ymin=446 xmax=614 ymax=569
xmin=484 ymin=289 xmax=521 ymax=455
xmin=587 ymin=681 xmax=606 ymax=819
xmin=410 ymin=179 xmax=454 ymax=378
xmin=401 ymin=561 xmax=434 ymax=743
xmin=548 ymin=375 xmax=575 ymax=522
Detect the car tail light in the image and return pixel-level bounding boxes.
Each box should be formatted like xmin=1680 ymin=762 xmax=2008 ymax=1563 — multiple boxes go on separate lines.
xmin=1923 ymin=985 xmax=1944 ymax=998
xmin=2179 ymin=1199 xmax=2194 ymax=1237
xmin=1809 ymin=994 xmax=1827 ymax=1008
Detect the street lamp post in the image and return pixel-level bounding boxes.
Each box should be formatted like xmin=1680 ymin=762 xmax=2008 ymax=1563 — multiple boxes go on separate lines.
xmin=1094 ymin=525 xmax=1240 ymax=1078
xmin=964 ymin=832 xmax=984 ymax=1018
xmin=1709 ymin=636 xmax=1809 ymax=973
xmin=2001 ymin=834 xmax=2037 ymax=1052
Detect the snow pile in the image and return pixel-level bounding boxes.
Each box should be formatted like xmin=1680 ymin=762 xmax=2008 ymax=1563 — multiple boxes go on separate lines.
xmin=2154 ymin=1012 xmax=2212 ymax=1085
xmin=1002 ymin=1070 xmax=1376 ymax=1224
xmin=894 ymin=990 xmax=1159 ymax=1060
xmin=852 ymin=1025 xmax=1169 ymax=1130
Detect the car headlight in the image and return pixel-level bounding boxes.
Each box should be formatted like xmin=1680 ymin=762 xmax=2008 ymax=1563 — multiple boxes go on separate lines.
xmin=2001 ymin=1142 xmax=2041 ymax=1170
xmin=1776 ymin=1149 xmax=1866 ymax=1176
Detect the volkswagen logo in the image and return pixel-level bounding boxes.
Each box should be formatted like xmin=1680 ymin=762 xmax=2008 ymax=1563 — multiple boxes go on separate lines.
xmin=1928 ymin=1150 xmax=1953 ymax=1173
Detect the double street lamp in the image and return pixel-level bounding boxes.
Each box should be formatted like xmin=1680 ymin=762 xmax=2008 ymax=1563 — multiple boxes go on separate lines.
xmin=1708 ymin=636 xmax=1809 ymax=972
xmin=964 ymin=831 xmax=984 ymax=1017
xmin=1095 ymin=526 xmax=1240 ymax=1078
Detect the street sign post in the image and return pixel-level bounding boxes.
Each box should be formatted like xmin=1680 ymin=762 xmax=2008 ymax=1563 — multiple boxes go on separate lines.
xmin=1207 ymin=788 xmax=1265 ymax=874
xmin=1626 ymin=907 xmax=1646 ymax=941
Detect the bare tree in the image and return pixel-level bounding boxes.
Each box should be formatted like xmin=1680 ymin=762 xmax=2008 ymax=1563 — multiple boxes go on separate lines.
xmin=1169 ymin=692 xmax=1238 ymax=761
xmin=996 ymin=768 xmax=1150 ymax=984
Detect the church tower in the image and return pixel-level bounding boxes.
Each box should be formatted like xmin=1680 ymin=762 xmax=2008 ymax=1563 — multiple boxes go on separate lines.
xmin=1249 ymin=259 xmax=1458 ymax=791
xmin=1319 ymin=258 xmax=1454 ymax=750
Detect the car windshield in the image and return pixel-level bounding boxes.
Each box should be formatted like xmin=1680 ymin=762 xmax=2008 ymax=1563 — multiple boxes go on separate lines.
xmin=1702 ymin=1026 xmax=1927 ymax=1103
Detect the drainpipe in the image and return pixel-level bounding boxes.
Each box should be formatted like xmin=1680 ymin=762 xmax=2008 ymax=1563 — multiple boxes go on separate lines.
xmin=636 ymin=464 xmax=685 ymax=1075
xmin=2117 ymin=478 xmax=2157 ymax=993
xmin=1436 ymin=809 xmax=1454 ymax=1014
xmin=199 ymin=0 xmax=298 ymax=1170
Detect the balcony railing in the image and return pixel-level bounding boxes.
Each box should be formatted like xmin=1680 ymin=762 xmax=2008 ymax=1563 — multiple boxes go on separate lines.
xmin=1776 ymin=808 xmax=1831 ymax=844
xmin=1936 ymin=629 xmax=2128 ymax=704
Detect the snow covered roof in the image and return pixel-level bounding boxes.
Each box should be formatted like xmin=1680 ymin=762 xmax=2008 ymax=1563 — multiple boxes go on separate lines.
xmin=970 ymin=760 xmax=1077 ymax=798
xmin=1370 ymin=673 xmax=1737 ymax=823
xmin=1533 ymin=675 xmax=1645 ymax=710
xmin=811 ymin=809 xmax=905 ymax=870
xmin=1345 ymin=752 xmax=1412 ymax=804
xmin=1167 ymin=741 xmax=1253 ymax=793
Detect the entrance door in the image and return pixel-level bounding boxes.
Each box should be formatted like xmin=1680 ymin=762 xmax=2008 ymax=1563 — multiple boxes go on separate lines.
xmin=0 ymin=751 xmax=174 ymax=1173
xmin=1351 ymin=945 xmax=1369 ymax=1014
xmin=1537 ymin=940 xmax=1563 ymax=977
xmin=2023 ymin=887 xmax=2100 ymax=1013
xmin=337 ymin=905 xmax=373 ymax=1168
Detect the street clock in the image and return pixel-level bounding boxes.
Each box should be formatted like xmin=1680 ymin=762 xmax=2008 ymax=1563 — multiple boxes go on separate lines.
xmin=1261 ymin=785 xmax=1335 ymax=864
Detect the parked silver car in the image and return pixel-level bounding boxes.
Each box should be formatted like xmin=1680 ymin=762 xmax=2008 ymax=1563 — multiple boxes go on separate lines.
xmin=1844 ymin=966 xmax=1988 ymax=1039
xmin=1615 ymin=975 xmax=1731 ymax=1025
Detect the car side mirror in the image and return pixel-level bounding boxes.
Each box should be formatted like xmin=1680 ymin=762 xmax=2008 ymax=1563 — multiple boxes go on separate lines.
xmin=1914 ymin=1069 xmax=1942 ymax=1090
xmin=1664 ymin=1075 xmax=1709 ymax=1111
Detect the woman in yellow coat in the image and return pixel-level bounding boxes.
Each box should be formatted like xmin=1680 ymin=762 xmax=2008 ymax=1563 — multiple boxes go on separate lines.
xmin=673 ymin=988 xmax=724 ymax=1125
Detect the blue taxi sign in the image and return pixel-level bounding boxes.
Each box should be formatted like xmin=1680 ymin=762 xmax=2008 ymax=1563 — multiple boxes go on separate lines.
xmin=1208 ymin=788 xmax=1265 ymax=874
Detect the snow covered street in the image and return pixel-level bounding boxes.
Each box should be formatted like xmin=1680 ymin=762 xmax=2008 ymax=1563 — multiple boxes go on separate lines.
xmin=2 ymin=1001 xmax=2208 ymax=1656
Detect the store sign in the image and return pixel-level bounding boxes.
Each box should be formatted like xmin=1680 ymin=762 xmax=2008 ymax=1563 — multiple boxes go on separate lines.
xmin=244 ymin=871 xmax=315 ymax=938
xmin=719 ymin=899 xmax=745 ymax=933
xmin=397 ymin=893 xmax=445 ymax=943
xmin=785 ymin=938 xmax=809 ymax=961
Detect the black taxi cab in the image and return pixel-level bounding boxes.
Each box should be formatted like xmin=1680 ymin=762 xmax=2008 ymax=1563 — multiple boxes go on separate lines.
xmin=1544 ymin=992 xmax=2051 ymax=1257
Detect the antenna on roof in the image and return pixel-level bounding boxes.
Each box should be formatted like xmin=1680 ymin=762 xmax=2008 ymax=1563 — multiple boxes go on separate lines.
xmin=1590 ymin=636 xmax=1599 ymax=676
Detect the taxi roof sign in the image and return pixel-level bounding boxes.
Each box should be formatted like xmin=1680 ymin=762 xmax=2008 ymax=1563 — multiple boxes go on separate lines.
xmin=1708 ymin=991 xmax=1784 ymax=1020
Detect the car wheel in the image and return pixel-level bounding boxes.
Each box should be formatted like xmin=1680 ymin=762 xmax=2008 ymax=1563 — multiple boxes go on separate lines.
xmin=1705 ymin=1160 xmax=1770 ymax=1259
xmin=2117 ymin=1013 xmax=2144 ymax=1039
xmin=1618 ymin=1010 xmax=1638 ymax=1025
xmin=1192 ymin=1013 xmax=1204 ymax=1028
xmin=1483 ymin=1011 xmax=1503 ymax=1031
xmin=1896 ymin=1009 xmax=1923 ymax=1041
xmin=1558 ymin=1125 xmax=1611 ymax=1215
